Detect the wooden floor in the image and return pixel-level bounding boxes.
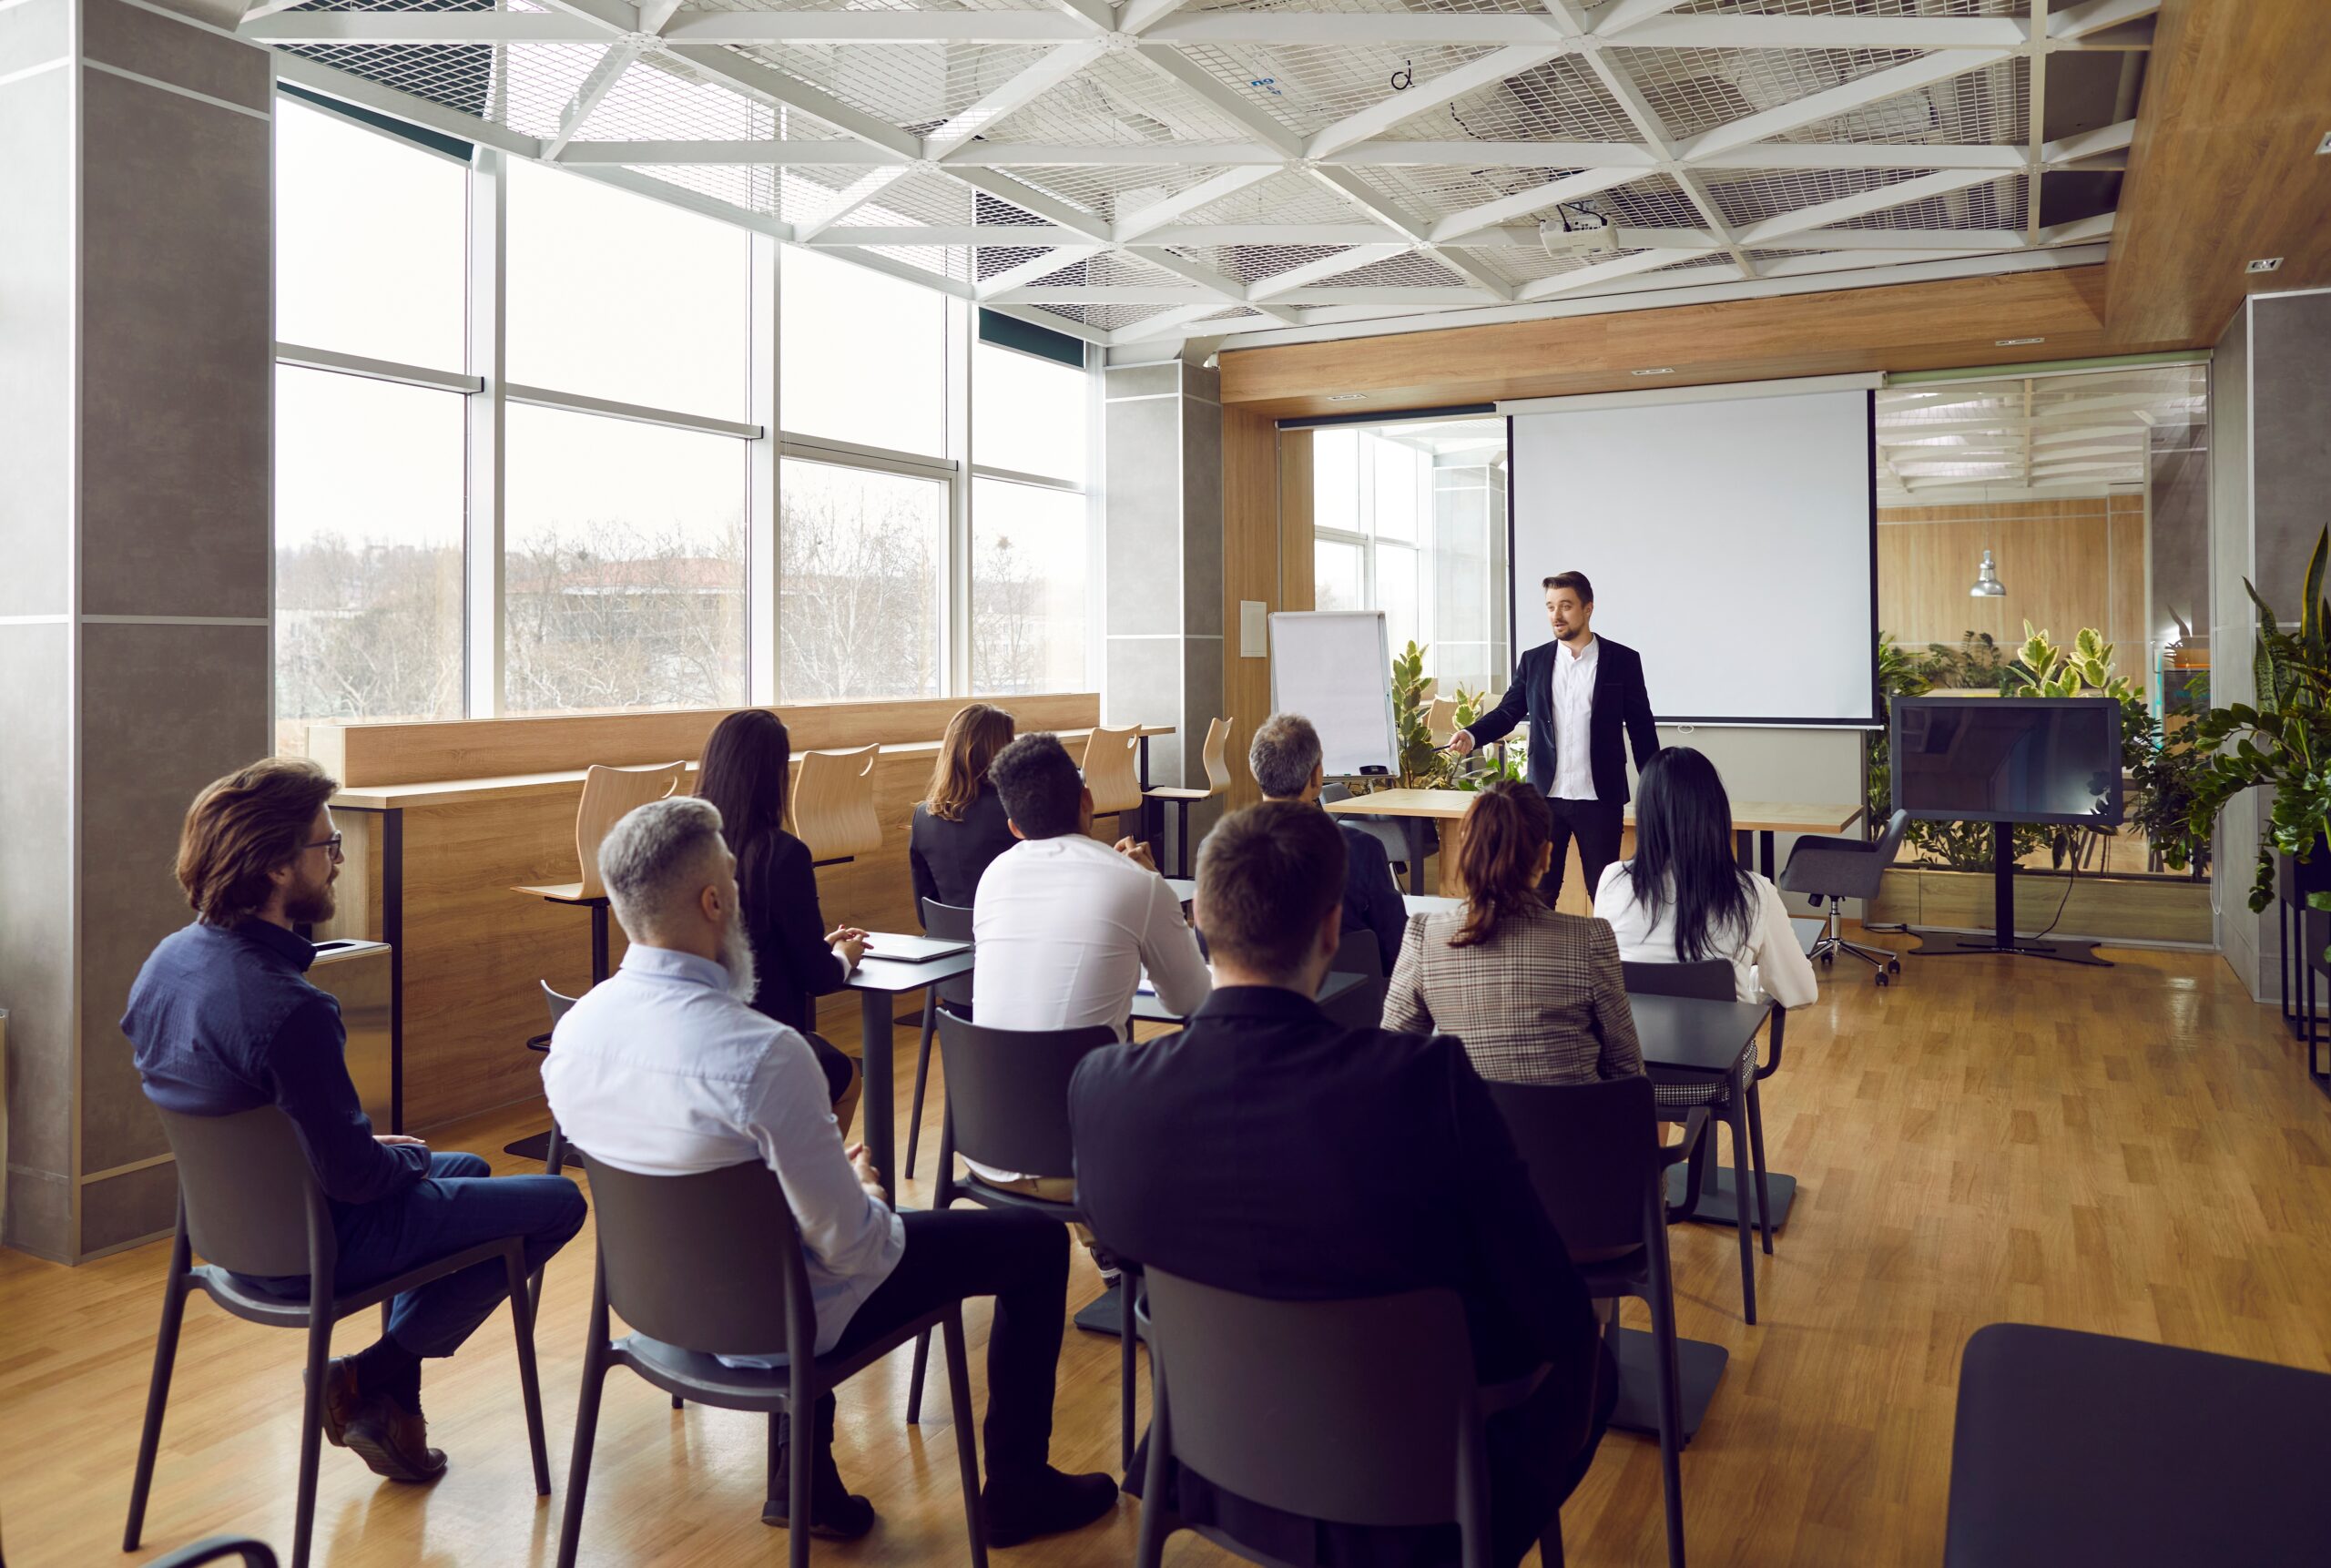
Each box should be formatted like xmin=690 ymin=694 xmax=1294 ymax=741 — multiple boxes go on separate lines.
xmin=6 ymin=927 xmax=2329 ymax=1567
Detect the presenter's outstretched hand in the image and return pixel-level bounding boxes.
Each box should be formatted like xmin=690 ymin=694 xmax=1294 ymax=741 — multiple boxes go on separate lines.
xmin=1115 ymin=837 xmax=1158 ymax=873
xmin=1447 ymin=729 xmax=1477 ymax=758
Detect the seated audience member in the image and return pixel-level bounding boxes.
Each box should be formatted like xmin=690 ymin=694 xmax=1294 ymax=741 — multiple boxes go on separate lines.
xmin=1247 ymin=711 xmax=1405 ymax=973
xmin=697 ymin=708 xmax=868 ymax=1132
xmin=122 ymin=759 xmax=585 ymax=1483
xmin=1593 ymin=746 xmax=1818 ymax=1007
xmin=909 ymin=701 xmax=1019 ymax=915
xmin=545 ymin=798 xmax=1115 ymax=1545
xmin=1382 ymin=780 xmax=1642 ymax=1085
xmin=1070 ymin=801 xmax=1613 ymax=1568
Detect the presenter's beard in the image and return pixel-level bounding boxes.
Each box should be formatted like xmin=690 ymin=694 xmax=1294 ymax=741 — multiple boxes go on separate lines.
xmin=718 ymin=916 xmax=759 ymax=1004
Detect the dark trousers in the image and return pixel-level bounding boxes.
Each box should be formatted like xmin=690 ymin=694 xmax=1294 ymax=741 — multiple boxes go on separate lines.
xmin=1539 ymin=797 xmax=1624 ymax=907
xmin=817 ymin=1207 xmax=1069 ymax=1479
xmin=247 ymin=1152 xmax=587 ymax=1358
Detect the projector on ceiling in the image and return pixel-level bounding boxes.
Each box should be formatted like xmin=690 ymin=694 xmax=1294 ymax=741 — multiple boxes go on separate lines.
xmin=1539 ymin=204 xmax=1619 ymax=258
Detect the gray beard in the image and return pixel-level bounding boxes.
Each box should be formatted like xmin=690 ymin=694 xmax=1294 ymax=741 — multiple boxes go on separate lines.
xmin=718 ymin=916 xmax=758 ymax=1005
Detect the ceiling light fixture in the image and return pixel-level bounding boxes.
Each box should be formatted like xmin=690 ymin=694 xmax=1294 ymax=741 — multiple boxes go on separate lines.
xmin=1970 ymin=548 xmax=2007 ymax=598
xmin=1995 ymin=337 xmax=2045 ymax=346
xmin=1631 ymin=367 xmax=1674 ymax=377
xmin=1324 ymin=393 xmax=1366 ymax=402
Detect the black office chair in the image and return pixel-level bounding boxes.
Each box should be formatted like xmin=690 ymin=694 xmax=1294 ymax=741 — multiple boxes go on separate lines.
xmin=1780 ymin=807 xmax=1910 ymax=984
xmin=1623 ymin=959 xmax=1773 ymax=1325
xmin=149 ymin=1540 xmax=280 ymax=1568
xmin=905 ymin=898 xmax=976 ymax=1180
xmin=903 ymin=1007 xmax=1140 ymax=1472
xmin=1320 ymin=781 xmax=1419 ymax=879
xmin=1489 ymin=1078 xmax=1708 ymax=1568
xmin=126 ymin=1108 xmax=550 ymax=1568
xmin=1134 ymin=1270 xmax=1578 ymax=1568
xmin=556 ymin=1160 xmax=988 ymax=1568
xmin=1325 ymin=931 xmax=1389 ymax=1031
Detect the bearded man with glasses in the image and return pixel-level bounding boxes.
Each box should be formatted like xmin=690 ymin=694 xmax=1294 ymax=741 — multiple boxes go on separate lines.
xmin=121 ymin=758 xmax=586 ymax=1485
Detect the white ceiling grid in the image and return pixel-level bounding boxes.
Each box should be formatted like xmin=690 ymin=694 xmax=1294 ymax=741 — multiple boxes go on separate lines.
xmin=249 ymin=0 xmax=2156 ymax=351
xmin=1874 ymin=363 xmax=2204 ymax=504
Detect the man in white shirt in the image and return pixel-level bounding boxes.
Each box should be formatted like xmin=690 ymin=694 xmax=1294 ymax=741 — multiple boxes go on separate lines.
xmin=1452 ymin=570 xmax=1660 ymax=905
xmin=545 ymin=797 xmax=1117 ymax=1548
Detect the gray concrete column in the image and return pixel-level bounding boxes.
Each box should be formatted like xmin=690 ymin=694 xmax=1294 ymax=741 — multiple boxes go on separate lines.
xmin=1102 ymin=361 xmax=1226 ymax=866
xmin=0 ymin=0 xmax=273 ymax=1260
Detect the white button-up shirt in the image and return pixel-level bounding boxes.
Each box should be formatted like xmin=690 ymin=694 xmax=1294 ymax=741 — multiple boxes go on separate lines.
xmin=1592 ymin=862 xmax=1819 ymax=1009
xmin=1548 ymin=636 xmax=1601 ymax=800
xmin=543 ymin=943 xmax=905 ymax=1361
xmin=972 ymin=831 xmax=1212 ymax=1039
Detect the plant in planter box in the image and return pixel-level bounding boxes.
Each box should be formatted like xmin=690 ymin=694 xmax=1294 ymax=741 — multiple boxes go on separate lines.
xmin=1378 ymin=641 xmax=1508 ymax=793
xmin=2183 ymin=527 xmax=2331 ymax=945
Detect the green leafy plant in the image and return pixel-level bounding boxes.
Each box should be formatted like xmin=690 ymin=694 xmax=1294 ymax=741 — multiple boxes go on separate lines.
xmin=1380 ymin=641 xmax=1509 ymax=791
xmin=1921 ymin=630 xmax=2013 ymax=692
xmin=2183 ymin=527 xmax=2331 ymax=932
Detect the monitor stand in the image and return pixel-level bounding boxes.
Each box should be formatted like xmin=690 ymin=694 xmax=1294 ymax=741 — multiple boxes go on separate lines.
xmin=1908 ymin=821 xmax=2112 ymax=966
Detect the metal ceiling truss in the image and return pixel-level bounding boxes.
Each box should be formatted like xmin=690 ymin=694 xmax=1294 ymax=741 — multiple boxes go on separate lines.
xmin=245 ymin=0 xmax=2159 ymax=351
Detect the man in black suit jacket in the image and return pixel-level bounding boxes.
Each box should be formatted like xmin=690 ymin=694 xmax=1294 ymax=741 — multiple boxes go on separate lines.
xmin=1452 ymin=569 xmax=1658 ymax=904
xmin=1247 ymin=711 xmax=1406 ymax=973
xmin=1070 ymin=801 xmax=1611 ymax=1568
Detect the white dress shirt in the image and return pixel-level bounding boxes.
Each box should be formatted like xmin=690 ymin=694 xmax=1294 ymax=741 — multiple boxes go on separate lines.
xmin=1591 ymin=862 xmax=1819 ymax=1008
xmin=1548 ymin=636 xmax=1600 ymax=800
xmin=543 ymin=943 xmax=905 ymax=1362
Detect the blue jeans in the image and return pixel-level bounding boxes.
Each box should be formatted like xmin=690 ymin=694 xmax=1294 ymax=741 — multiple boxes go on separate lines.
xmin=248 ymin=1152 xmax=587 ymax=1358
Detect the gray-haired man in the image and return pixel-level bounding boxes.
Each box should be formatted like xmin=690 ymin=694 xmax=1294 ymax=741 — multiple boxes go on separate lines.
xmin=545 ymin=797 xmax=1117 ymax=1546
xmin=1247 ymin=713 xmax=1408 ymax=972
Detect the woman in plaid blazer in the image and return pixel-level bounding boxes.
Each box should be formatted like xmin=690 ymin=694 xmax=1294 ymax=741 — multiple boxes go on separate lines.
xmin=1383 ymin=780 xmax=1644 ymax=1086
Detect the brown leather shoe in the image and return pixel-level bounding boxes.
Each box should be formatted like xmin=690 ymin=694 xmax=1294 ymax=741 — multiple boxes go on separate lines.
xmin=343 ymin=1395 xmax=449 ymax=1483
xmin=309 ymin=1358 xmax=362 ymax=1449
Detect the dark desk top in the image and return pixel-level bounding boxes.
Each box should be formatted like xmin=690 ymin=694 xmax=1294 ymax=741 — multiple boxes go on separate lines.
xmin=846 ymin=938 xmax=977 ymax=994
xmin=1945 ymin=1323 xmax=2331 ymax=1567
xmin=1626 ymin=993 xmax=1772 ymax=1074
xmin=1128 ymin=970 xmax=1364 ymax=1025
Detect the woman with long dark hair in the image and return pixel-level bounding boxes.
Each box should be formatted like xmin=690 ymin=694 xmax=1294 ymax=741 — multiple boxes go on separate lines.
xmin=1381 ymin=779 xmax=1642 ymax=1085
xmin=697 ymin=708 xmax=868 ymax=1129
xmin=1593 ymin=747 xmax=1817 ymax=1006
xmin=908 ymin=702 xmax=1017 ymax=917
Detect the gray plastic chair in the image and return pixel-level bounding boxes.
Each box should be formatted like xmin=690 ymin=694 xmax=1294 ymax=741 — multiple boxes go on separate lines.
xmin=1134 ymin=1270 xmax=1573 ymax=1568
xmin=1624 ymin=958 xmax=1772 ymax=1324
xmin=126 ymin=1107 xmax=549 ymax=1568
xmin=1489 ymin=1078 xmax=1709 ymax=1568
xmin=1779 ymin=807 xmax=1910 ymax=983
xmin=555 ymin=1159 xmax=987 ymax=1568
xmin=902 ymin=1007 xmax=1138 ymax=1472
xmin=906 ymin=898 xmax=977 ymax=1179
xmin=532 ymin=981 xmax=582 ymax=1178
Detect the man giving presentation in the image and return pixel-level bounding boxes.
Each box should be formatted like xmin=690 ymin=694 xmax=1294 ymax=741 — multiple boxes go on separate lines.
xmin=1450 ymin=571 xmax=1659 ymax=904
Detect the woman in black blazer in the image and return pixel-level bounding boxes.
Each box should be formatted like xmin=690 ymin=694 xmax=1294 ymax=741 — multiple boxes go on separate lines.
xmin=908 ymin=702 xmax=1019 ymax=919
xmin=697 ymin=708 xmax=869 ymax=1130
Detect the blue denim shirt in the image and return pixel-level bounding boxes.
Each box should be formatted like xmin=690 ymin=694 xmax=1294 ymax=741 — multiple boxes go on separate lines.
xmin=122 ymin=920 xmax=424 ymax=1206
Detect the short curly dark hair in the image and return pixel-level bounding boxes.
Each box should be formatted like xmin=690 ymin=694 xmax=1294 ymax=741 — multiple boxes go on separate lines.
xmin=988 ymin=732 xmax=1085 ymax=840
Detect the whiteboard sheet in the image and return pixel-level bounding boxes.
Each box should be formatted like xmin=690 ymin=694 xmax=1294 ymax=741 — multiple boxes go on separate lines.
xmin=1269 ymin=611 xmax=1398 ymax=775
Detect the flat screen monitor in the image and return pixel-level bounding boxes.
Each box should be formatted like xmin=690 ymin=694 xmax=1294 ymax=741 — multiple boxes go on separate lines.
xmin=1890 ymin=697 xmax=2123 ymax=827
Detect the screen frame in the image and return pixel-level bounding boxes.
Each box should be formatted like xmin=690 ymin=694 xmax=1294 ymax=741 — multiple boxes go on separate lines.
xmin=1888 ymin=695 xmax=2126 ymax=827
xmin=1501 ymin=391 xmax=1884 ymax=729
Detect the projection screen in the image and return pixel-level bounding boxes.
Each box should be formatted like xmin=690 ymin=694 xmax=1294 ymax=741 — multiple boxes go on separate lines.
xmin=1506 ymin=383 xmax=1878 ymax=727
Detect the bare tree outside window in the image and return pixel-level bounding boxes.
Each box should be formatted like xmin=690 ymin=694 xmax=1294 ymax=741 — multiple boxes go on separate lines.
xmin=505 ymin=516 xmax=748 ymax=714
xmin=779 ymin=459 xmax=945 ymax=700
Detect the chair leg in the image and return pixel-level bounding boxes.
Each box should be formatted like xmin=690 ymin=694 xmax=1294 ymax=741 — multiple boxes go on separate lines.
xmin=1726 ymin=1095 xmax=1757 ymax=1327
xmin=123 ymin=1268 xmax=190 ymax=1551
xmin=906 ymin=992 xmax=936 ymax=1181
xmin=789 ymin=1394 xmax=813 ymax=1568
xmin=942 ymin=1312 xmax=991 ymax=1568
xmin=1119 ymin=1277 xmax=1138 ymax=1474
xmin=504 ymin=1248 xmax=552 ymax=1495
xmin=1645 ymin=1247 xmax=1688 ymax=1567
xmin=906 ymin=1328 xmax=931 ymax=1424
xmin=1135 ymin=1356 xmax=1175 ymax=1568
xmin=1746 ymin=1082 xmax=1775 ymax=1258
xmin=292 ymin=1310 xmax=332 ymax=1568
xmin=554 ymin=1350 xmax=607 ymax=1568
xmin=1538 ymin=1517 xmax=1566 ymax=1568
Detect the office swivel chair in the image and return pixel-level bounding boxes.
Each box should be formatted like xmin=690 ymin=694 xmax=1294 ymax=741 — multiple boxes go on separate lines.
xmin=1778 ymin=808 xmax=1909 ymax=984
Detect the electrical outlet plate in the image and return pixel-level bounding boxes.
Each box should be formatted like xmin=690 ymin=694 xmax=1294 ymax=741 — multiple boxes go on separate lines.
xmin=2247 ymin=258 xmax=2285 ymax=274
xmin=2317 ymin=129 xmax=2331 ymax=155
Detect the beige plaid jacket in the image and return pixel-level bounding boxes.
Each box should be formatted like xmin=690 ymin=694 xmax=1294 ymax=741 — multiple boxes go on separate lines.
xmin=1382 ymin=904 xmax=1644 ymax=1087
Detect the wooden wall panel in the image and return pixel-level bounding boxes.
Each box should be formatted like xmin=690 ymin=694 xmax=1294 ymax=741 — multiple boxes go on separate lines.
xmin=1222 ymin=405 xmax=1280 ymax=809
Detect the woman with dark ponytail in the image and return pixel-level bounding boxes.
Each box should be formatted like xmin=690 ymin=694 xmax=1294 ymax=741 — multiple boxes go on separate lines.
xmin=1381 ymin=779 xmax=1642 ymax=1084
xmin=1593 ymin=747 xmax=1817 ymax=1007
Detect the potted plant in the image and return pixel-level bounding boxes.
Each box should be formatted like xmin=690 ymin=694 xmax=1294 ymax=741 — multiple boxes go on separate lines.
xmin=2184 ymin=527 xmax=2331 ymax=950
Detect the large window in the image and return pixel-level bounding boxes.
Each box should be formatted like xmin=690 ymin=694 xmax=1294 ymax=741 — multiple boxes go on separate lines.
xmin=272 ymin=96 xmax=1095 ymax=747
xmin=1305 ymin=419 xmax=1509 ymax=697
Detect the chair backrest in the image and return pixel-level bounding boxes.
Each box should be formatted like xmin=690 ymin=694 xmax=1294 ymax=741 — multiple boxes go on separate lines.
xmin=585 ymin=1157 xmax=806 ymax=1357
xmin=1081 ymin=726 xmax=1144 ymax=815
xmin=1426 ymin=697 xmax=1460 ymax=745
xmin=575 ymin=761 xmax=685 ymax=899
xmin=1623 ymin=958 xmax=1735 ymax=1001
xmin=153 ymin=1106 xmax=322 ymax=1278
xmin=934 ymin=1007 xmax=1115 ymax=1179
xmin=1873 ymin=806 xmax=1910 ymax=862
xmin=1484 ymin=1075 xmax=1658 ymax=1259
xmin=789 ymin=744 xmax=882 ymax=861
xmin=1143 ymin=1269 xmax=1481 ymax=1528
xmin=1330 ymin=930 xmax=1386 ymax=979
xmin=1197 ymin=717 xmax=1234 ymax=791
xmin=542 ymin=980 xmax=579 ymax=1028
xmin=921 ymin=898 xmax=976 ymax=1005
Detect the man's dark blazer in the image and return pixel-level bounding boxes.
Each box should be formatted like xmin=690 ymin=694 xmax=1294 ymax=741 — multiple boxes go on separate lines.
xmin=1069 ymin=987 xmax=1608 ymax=1568
xmin=1465 ymin=635 xmax=1659 ymax=804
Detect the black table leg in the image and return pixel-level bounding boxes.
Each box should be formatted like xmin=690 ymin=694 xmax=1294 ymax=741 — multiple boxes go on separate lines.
xmin=1735 ymin=829 xmax=1754 ymax=871
xmin=1759 ymin=830 xmax=1776 ymax=881
xmin=1404 ymin=818 xmax=1428 ymax=896
xmin=860 ymin=988 xmax=897 ymax=1187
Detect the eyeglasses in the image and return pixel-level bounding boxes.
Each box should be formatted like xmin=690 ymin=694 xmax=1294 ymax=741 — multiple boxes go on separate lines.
xmin=302 ymin=833 xmax=345 ymax=863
